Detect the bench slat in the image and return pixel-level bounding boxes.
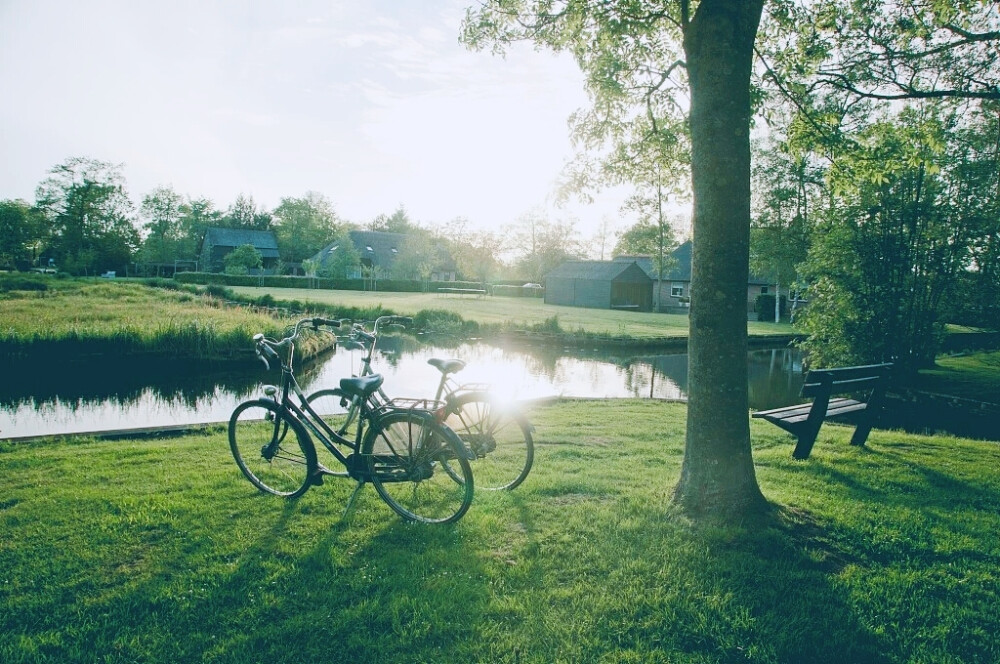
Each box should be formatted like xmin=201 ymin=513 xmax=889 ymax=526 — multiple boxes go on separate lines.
xmin=752 ymin=403 xmax=812 ymax=419
xmin=776 ymin=399 xmax=867 ymax=425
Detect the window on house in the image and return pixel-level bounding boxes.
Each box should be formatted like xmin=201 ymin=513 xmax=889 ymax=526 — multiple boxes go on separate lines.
xmin=760 ymin=286 xmax=769 ymax=294
xmin=671 ymin=285 xmax=684 ymax=298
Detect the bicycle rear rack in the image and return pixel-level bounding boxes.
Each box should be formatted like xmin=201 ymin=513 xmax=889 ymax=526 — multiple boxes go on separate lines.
xmin=373 ymin=397 xmax=448 ymax=418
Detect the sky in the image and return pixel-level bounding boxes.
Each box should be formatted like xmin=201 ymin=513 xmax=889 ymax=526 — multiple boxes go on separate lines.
xmin=0 ymin=0 xmax=646 ymax=247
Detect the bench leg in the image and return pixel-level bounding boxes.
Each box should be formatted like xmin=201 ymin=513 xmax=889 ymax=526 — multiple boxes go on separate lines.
xmin=792 ymin=427 xmax=821 ymax=460
xmin=850 ymin=421 xmax=873 ymax=447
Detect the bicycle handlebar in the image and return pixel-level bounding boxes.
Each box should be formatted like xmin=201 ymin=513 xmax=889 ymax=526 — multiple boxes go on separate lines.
xmin=253 ymin=317 xmax=342 ymax=370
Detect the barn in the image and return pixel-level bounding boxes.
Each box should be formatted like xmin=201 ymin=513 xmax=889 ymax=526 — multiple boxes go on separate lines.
xmin=544 ymin=260 xmax=653 ymax=311
xmin=199 ymin=227 xmax=280 ymax=274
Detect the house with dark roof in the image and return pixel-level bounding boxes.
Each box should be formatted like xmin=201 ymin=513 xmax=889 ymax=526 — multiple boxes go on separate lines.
xmin=544 ymin=260 xmax=653 ymax=311
xmin=615 ymin=240 xmax=772 ymax=313
xmin=309 ymin=230 xmax=457 ymax=281
xmin=199 ymin=227 xmax=280 ymax=273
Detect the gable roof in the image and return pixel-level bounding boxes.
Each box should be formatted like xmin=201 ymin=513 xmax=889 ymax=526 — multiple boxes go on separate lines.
xmin=309 ymin=230 xmax=457 ymax=273
xmin=349 ymin=230 xmax=406 ymax=267
xmin=546 ymin=260 xmax=653 ymax=283
xmin=202 ymin=227 xmax=279 ymax=257
xmin=616 ymin=241 xmax=770 ymax=285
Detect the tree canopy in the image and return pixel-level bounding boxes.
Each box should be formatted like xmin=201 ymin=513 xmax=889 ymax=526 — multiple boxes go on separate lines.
xmin=35 ymin=157 xmax=139 ymax=275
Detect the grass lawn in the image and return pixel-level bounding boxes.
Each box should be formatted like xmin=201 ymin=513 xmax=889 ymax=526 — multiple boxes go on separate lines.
xmin=915 ymin=351 xmax=1000 ymax=404
xmin=3 ymin=400 xmax=999 ymax=663
xmin=227 ymin=286 xmax=798 ymax=339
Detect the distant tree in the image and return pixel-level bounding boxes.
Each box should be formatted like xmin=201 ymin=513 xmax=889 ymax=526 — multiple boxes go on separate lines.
xmin=139 ymin=186 xmax=185 ymax=268
xmin=614 ymin=217 xmax=677 ymax=310
xmin=437 ymin=217 xmax=504 ymax=284
xmin=391 ymin=230 xmax=436 ymax=282
xmin=507 ymin=210 xmax=584 ymax=283
xmin=370 ymin=206 xmax=413 ymax=234
xmin=272 ymin=192 xmax=342 ymax=265
xmin=224 ymin=194 xmax=272 ymax=230
xmin=178 ymin=198 xmax=223 ymax=262
xmin=315 ymin=227 xmax=361 ymax=279
xmin=224 ymin=244 xmax=263 ymax=275
xmin=35 ymin=157 xmax=139 ymax=275
xmin=749 ymin=142 xmax=814 ymax=323
xmin=0 ymin=199 xmax=46 ymax=269
xmin=588 ymin=214 xmax=618 ymax=261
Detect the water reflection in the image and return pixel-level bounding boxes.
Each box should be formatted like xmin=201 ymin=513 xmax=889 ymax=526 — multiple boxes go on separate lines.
xmin=0 ymin=342 xmax=805 ymax=439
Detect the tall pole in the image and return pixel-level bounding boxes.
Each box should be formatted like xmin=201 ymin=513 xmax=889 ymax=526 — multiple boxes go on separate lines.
xmin=656 ymin=169 xmax=664 ymax=313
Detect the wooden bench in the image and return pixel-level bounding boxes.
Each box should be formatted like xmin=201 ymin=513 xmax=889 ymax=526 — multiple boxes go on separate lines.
xmin=752 ymin=363 xmax=893 ymax=460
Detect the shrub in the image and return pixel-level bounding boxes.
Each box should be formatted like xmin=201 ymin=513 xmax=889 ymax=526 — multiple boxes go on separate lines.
xmin=0 ymin=276 xmax=49 ymax=292
xmin=412 ymin=309 xmax=479 ymax=335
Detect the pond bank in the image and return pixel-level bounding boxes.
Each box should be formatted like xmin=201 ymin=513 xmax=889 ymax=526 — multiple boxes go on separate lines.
xmin=499 ymin=330 xmax=802 ymax=351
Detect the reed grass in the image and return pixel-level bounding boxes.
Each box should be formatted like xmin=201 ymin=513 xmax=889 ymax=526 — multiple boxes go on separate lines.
xmin=0 ymin=277 xmax=329 ymax=361
xmin=2 ymin=400 xmax=998 ymax=663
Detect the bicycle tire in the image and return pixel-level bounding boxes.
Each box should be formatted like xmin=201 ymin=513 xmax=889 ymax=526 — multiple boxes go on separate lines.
xmin=305 ymin=387 xmax=358 ymax=449
xmin=229 ymin=399 xmax=317 ymax=498
xmin=363 ymin=410 xmax=474 ymax=524
xmin=444 ymin=391 xmax=534 ymax=491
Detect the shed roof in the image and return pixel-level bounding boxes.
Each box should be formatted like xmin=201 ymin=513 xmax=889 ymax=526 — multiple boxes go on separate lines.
xmin=546 ymin=260 xmax=653 ymax=283
xmin=616 ymin=241 xmax=770 ymax=285
xmin=202 ymin=227 xmax=279 ymax=257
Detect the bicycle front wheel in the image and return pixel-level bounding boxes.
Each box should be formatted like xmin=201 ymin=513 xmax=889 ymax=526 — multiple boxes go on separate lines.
xmin=229 ymin=399 xmax=317 ymax=498
xmin=363 ymin=411 xmax=474 ymax=524
xmin=444 ymin=392 xmax=534 ymax=491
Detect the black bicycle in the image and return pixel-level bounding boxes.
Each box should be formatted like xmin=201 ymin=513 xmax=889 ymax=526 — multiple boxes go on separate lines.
xmin=228 ymin=317 xmax=475 ymax=524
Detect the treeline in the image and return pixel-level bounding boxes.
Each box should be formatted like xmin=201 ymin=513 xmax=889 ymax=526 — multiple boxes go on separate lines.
xmin=0 ymin=158 xmax=642 ymax=286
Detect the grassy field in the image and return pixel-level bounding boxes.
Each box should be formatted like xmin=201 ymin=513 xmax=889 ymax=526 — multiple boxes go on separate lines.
xmin=3 ymin=400 xmax=999 ymax=663
xmin=227 ymin=286 xmax=798 ymax=339
xmin=0 ymin=277 xmax=326 ymax=360
xmin=913 ymin=351 xmax=1000 ymax=403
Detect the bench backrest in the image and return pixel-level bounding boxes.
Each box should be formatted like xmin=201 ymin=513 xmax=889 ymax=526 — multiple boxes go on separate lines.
xmin=800 ymin=363 xmax=893 ymax=399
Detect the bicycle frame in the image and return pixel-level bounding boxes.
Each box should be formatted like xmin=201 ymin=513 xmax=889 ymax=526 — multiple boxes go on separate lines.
xmin=256 ymin=319 xmax=387 ymax=479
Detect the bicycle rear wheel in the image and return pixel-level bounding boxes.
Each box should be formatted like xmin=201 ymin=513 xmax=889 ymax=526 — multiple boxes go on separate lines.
xmin=229 ymin=399 xmax=317 ymax=498
xmin=444 ymin=391 xmax=534 ymax=491
xmin=363 ymin=410 xmax=474 ymax=524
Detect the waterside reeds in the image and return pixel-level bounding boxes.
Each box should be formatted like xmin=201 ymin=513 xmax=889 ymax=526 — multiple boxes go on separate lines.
xmin=0 ymin=277 xmax=319 ymax=364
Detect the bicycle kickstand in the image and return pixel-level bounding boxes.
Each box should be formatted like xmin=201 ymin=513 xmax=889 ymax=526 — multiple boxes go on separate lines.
xmin=343 ymin=479 xmax=366 ymax=518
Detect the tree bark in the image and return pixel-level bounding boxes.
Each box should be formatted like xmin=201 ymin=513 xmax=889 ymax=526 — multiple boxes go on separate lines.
xmin=673 ymin=0 xmax=768 ymax=517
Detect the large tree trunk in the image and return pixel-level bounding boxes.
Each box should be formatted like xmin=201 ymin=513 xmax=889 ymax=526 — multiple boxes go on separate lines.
xmin=673 ymin=0 xmax=768 ymax=517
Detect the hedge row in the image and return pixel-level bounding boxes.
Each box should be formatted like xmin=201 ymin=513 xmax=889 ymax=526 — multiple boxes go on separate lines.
xmin=174 ymin=272 xmax=488 ymax=293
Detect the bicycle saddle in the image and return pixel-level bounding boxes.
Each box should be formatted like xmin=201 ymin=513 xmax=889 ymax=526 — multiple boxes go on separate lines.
xmin=339 ymin=374 xmax=385 ymax=398
xmin=427 ymin=358 xmax=466 ymax=375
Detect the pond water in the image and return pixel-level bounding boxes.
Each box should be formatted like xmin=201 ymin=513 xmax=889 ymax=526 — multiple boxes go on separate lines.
xmin=1 ymin=340 xmax=804 ymax=440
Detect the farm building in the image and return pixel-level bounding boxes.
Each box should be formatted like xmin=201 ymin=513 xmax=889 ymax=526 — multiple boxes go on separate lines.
xmin=199 ymin=227 xmax=280 ymax=274
xmin=310 ymin=230 xmax=457 ymax=281
xmin=615 ymin=240 xmax=773 ymax=313
xmin=544 ymin=260 xmax=653 ymax=311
